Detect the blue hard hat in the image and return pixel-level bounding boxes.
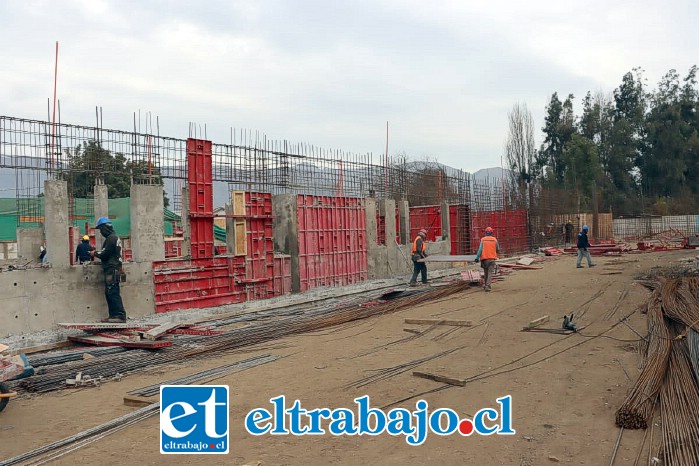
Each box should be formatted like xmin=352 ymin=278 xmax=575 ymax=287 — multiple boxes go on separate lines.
xmin=582 ymin=225 xmax=589 ymax=230
xmin=95 ymin=216 xmax=111 ymax=227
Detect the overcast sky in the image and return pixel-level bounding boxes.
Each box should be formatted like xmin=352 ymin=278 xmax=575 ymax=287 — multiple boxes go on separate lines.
xmin=1 ymin=0 xmax=696 ymax=173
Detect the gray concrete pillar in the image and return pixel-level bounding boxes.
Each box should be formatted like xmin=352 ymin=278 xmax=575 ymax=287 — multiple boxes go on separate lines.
xmin=43 ymin=180 xmax=70 ymax=268
xmin=441 ymin=202 xmax=451 ymax=241
xmin=381 ymin=199 xmax=397 ymax=246
xmin=225 ymin=203 xmax=235 ymax=255
xmin=272 ymin=194 xmax=299 ymax=292
xmin=17 ymin=228 xmax=43 ymax=262
xmin=397 ymin=200 xmax=410 ymax=245
xmin=365 ymin=198 xmax=378 ymax=246
xmin=94 ymin=183 xmax=109 ymax=246
xmin=130 ymin=184 xmax=165 ymax=263
xmin=181 ymin=187 xmax=191 ymax=257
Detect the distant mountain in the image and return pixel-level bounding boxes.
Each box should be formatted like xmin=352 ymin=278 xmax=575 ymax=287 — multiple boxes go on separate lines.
xmin=471 ymin=167 xmax=513 ymax=182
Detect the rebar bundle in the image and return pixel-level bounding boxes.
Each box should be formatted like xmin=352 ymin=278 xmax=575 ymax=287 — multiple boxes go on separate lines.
xmin=659 ymin=339 xmax=699 ymax=465
xmin=615 ymin=290 xmax=672 ymax=429
xmin=17 ymin=282 xmax=469 ymax=394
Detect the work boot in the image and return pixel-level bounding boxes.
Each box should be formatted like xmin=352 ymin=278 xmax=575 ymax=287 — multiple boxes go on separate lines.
xmin=408 ymin=282 xmax=417 ymax=287
xmin=485 ymin=285 xmax=492 ymax=292
xmin=106 ymin=317 xmax=126 ymax=323
xmin=589 ymin=264 xmax=596 ymax=268
xmin=576 ymin=265 xmax=584 ymax=268
xmin=100 ymin=317 xmax=112 ymax=323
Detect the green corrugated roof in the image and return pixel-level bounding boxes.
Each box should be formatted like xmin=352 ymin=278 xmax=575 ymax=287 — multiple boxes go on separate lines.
xmin=0 ymin=197 xmax=180 ymax=241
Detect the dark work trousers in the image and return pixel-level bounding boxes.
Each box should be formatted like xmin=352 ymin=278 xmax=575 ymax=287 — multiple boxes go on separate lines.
xmin=104 ymin=267 xmax=127 ymax=320
xmin=481 ymin=259 xmax=496 ymax=287
xmin=410 ymin=260 xmax=427 ymax=284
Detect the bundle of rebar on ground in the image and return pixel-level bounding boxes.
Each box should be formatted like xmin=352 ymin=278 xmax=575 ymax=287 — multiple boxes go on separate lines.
xmin=615 ymin=275 xmax=699 ymax=465
xmin=17 ymin=281 xmax=470 ymax=394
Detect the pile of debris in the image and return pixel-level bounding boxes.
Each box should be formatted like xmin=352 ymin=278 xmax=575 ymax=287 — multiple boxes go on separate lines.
xmin=615 ymin=272 xmax=699 ymax=464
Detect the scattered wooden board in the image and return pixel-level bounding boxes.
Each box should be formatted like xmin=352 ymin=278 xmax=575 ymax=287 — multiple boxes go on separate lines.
xmin=123 ymin=394 xmax=157 ymax=407
xmin=526 ymin=315 xmax=550 ymax=329
xmin=8 ymin=341 xmax=73 ymax=356
xmin=142 ymin=322 xmax=182 ymax=340
xmin=404 ymin=318 xmax=473 ymax=327
xmin=413 ymin=371 xmax=466 ymax=386
xmin=517 ymin=257 xmax=535 ymax=266
xmin=68 ymin=335 xmax=172 ymax=349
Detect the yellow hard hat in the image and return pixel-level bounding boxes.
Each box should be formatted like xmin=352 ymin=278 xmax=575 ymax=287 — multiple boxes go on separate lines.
xmin=82 ymin=235 xmax=90 ymax=241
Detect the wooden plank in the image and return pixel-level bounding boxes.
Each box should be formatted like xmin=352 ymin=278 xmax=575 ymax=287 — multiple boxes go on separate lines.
xmin=142 ymin=322 xmax=182 ymax=340
xmin=412 ymin=371 xmax=466 ymax=386
xmin=123 ymin=394 xmax=157 ymax=407
xmin=527 ymin=315 xmax=550 ymax=329
xmin=404 ymin=318 xmax=473 ymax=327
xmin=517 ymin=257 xmax=535 ymax=266
xmin=234 ymin=219 xmax=247 ymax=256
xmin=403 ymin=328 xmax=422 ymax=334
xmin=68 ymin=335 xmax=172 ymax=349
xmin=232 ymin=191 xmax=246 ymax=216
xmin=8 ymin=341 xmax=73 ymax=356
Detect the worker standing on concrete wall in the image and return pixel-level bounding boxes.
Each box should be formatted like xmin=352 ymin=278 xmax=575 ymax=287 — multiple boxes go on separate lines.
xmin=75 ymin=235 xmax=95 ymax=264
xmin=474 ymin=227 xmax=500 ymax=292
xmin=576 ymin=225 xmax=596 ymax=269
xmin=90 ymin=217 xmax=127 ymax=323
xmin=409 ymin=229 xmax=428 ymax=286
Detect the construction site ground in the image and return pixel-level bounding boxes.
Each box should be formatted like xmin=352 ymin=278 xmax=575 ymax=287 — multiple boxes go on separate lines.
xmin=3 ymin=250 xmax=696 ymax=465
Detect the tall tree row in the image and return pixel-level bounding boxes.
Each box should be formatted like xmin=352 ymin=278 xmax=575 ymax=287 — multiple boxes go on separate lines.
xmin=506 ymin=65 xmax=699 ymax=215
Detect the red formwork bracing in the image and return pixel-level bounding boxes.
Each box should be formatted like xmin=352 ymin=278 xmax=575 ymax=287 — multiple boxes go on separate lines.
xmin=297 ymin=195 xmax=368 ymax=292
xmin=469 ymin=209 xmax=529 ymax=255
xmin=449 ymin=204 xmax=471 ymax=255
xmin=187 ymin=139 xmax=214 ymax=259
xmin=240 ymin=192 xmax=276 ymax=300
xmin=409 ymin=205 xmax=442 ymax=242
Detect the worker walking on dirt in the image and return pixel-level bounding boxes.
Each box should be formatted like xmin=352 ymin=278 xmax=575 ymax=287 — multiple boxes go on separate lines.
xmin=576 ymin=225 xmax=596 ymax=269
xmin=75 ymin=235 xmax=95 ymax=264
xmin=474 ymin=227 xmax=500 ymax=292
xmin=89 ymin=217 xmax=127 ymax=323
xmin=409 ymin=229 xmax=428 ymax=287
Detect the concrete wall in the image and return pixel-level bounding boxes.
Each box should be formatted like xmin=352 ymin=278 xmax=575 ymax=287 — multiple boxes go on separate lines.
xmin=0 ymin=261 xmax=155 ymax=339
xmin=272 ymin=194 xmax=300 ymax=292
xmin=94 ymin=183 xmax=109 ymax=247
xmin=17 ymin=228 xmax=43 ymax=262
xmin=130 ymin=184 xmax=165 ymax=263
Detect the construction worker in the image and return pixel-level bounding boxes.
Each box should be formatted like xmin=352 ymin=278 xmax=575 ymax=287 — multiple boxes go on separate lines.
xmin=89 ymin=217 xmax=127 ymax=323
xmin=75 ymin=235 xmax=95 ymax=264
xmin=474 ymin=227 xmax=500 ymax=292
xmin=564 ymin=220 xmax=573 ymax=245
xmin=576 ymin=225 xmax=595 ymax=269
xmin=409 ymin=229 xmax=428 ymax=286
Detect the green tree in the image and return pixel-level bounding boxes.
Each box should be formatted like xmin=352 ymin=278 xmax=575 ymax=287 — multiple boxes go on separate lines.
xmin=63 ymin=140 xmax=169 ymax=207
xmin=563 ymin=134 xmax=602 ymax=212
xmin=539 ymin=93 xmax=577 ymax=186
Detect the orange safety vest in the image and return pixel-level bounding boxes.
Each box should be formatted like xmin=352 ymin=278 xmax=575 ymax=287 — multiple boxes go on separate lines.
xmin=412 ymin=236 xmax=426 ymax=254
xmin=480 ymin=236 xmax=498 ymax=260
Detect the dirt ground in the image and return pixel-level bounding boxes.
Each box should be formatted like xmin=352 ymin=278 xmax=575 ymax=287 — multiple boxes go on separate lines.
xmin=2 ymin=250 xmax=696 ymax=465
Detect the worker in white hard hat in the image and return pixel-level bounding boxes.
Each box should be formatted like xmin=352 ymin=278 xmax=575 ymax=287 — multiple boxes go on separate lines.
xmin=75 ymin=235 xmax=95 ymax=264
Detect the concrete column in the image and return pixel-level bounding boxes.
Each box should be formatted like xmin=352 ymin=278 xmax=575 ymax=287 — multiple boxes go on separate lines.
xmin=225 ymin=203 xmax=234 ymax=254
xmin=397 ymin=200 xmax=410 ymax=245
xmin=381 ymin=199 xmax=397 ymax=246
xmin=17 ymin=228 xmax=43 ymax=262
xmin=272 ymin=194 xmax=299 ymax=292
xmin=130 ymin=184 xmax=165 ymax=263
xmin=365 ymin=198 xmax=378 ymax=246
xmin=43 ymin=180 xmax=70 ymax=268
xmin=94 ymin=183 xmax=109 ymax=246
xmin=181 ymin=187 xmax=191 ymax=257
xmin=441 ymin=202 xmax=451 ymax=241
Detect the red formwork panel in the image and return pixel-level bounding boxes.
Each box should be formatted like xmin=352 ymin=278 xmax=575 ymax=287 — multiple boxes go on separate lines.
xmin=409 ymin=205 xmax=442 ymax=242
xmin=152 ymin=256 xmax=247 ymax=313
xmin=449 ymin=204 xmax=471 ymax=255
xmin=273 ymin=254 xmax=292 ymax=295
xmin=297 ymin=195 xmax=368 ymax=292
xmin=469 ymin=209 xmax=529 ymax=255
xmin=187 ymin=139 xmax=214 ymax=259
xmin=241 ymin=192 xmax=276 ymax=301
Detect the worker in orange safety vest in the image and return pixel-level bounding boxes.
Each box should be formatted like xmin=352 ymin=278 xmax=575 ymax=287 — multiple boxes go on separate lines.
xmin=474 ymin=226 xmax=500 ymax=292
xmin=409 ymin=229 xmax=428 ymax=286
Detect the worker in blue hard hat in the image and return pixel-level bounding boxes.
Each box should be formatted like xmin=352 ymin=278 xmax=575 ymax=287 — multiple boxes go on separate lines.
xmin=576 ymin=225 xmax=596 ymax=269
xmin=89 ymin=217 xmax=127 ymax=323
xmin=75 ymin=235 xmax=95 ymax=264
